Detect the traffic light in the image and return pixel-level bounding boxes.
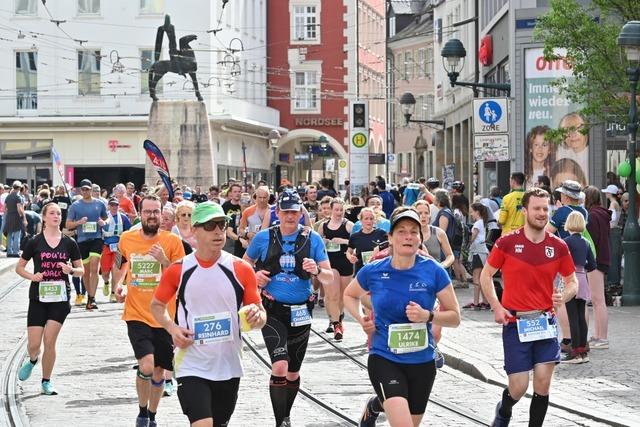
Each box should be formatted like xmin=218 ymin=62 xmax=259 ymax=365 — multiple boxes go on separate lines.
xmin=351 ymin=101 xmax=368 ymax=129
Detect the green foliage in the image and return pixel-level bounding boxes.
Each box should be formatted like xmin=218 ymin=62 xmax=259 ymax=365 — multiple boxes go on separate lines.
xmin=533 ymin=0 xmax=640 ymax=138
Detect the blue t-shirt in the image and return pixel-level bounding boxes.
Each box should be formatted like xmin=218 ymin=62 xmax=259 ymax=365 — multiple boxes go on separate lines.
xmin=357 ymin=256 xmax=450 ymax=364
xmin=351 ymin=218 xmax=391 ymax=234
xmin=403 ymin=185 xmax=420 ymax=206
xmin=246 ymin=225 xmax=328 ymax=303
xmin=67 ymin=199 xmax=108 ymax=242
xmin=378 ymin=191 xmax=396 ymax=220
xmin=550 ymin=205 xmax=588 ymax=239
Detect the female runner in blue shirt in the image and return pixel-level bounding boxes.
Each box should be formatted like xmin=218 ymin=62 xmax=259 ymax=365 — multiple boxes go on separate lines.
xmin=344 ymin=207 xmax=461 ymax=426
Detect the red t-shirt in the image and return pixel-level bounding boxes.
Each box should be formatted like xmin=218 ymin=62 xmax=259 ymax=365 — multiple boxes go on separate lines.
xmin=487 ymin=229 xmax=575 ymax=311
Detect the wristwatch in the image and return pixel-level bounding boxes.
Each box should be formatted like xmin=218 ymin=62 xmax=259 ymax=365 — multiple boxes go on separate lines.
xmin=312 ymin=266 xmax=322 ymax=277
xmin=427 ymin=311 xmax=435 ymax=323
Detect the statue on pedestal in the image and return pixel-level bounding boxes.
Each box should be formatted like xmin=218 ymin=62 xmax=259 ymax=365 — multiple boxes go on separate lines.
xmin=149 ymin=14 xmax=203 ymax=101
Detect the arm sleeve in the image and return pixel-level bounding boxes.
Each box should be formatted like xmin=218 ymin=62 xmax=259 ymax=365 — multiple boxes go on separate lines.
xmin=170 ymin=237 xmax=186 ymax=262
xmin=67 ymin=204 xmax=77 ymax=221
xmin=234 ymin=260 xmax=261 ymax=305
xmin=69 ymin=238 xmax=82 ymax=262
xmin=355 ymin=264 xmax=370 ymax=291
xmin=486 ymin=238 xmax=506 ymax=269
xmin=348 ymin=235 xmax=355 ymax=250
xmin=100 ymin=203 xmax=108 ymax=219
xmin=123 ymin=215 xmax=132 ymax=231
xmin=312 ymin=233 xmax=329 ymax=262
xmin=154 ymin=262 xmax=182 ymax=304
xmin=585 ymin=239 xmax=597 ymax=272
xmin=434 ymin=263 xmax=451 ymax=292
xmin=558 ymin=242 xmax=576 ymax=276
xmin=21 ymin=237 xmax=35 ymax=261
xmin=498 ymin=196 xmax=508 ymax=225
xmin=245 ymin=231 xmax=264 ymax=260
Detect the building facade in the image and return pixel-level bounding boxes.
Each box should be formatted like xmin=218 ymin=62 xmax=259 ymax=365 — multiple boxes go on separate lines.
xmin=1 ymin=0 xmax=281 ymax=190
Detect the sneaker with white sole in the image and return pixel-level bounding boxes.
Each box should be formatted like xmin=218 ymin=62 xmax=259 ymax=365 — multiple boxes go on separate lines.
xmin=590 ymin=339 xmax=609 ymax=349
xmin=560 ymin=353 xmax=583 ymax=364
xmin=359 ymin=396 xmax=380 ymax=427
xmin=41 ymin=380 xmax=58 ymax=395
xmin=18 ymin=360 xmax=36 ymax=381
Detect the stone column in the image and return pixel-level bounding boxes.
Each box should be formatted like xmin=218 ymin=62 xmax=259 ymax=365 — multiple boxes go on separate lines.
xmin=145 ymin=100 xmax=214 ymax=187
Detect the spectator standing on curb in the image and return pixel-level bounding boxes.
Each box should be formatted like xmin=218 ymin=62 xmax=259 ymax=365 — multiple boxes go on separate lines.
xmin=602 ymin=185 xmax=622 ymax=287
xmin=4 ymin=181 xmax=27 ymax=257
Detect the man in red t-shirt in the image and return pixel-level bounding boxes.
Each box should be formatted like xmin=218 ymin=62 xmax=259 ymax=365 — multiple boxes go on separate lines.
xmin=480 ymin=188 xmax=577 ymax=427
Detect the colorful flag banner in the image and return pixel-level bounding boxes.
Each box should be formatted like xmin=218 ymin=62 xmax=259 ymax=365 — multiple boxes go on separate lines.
xmin=143 ymin=139 xmax=174 ymax=201
xmin=51 ymin=146 xmax=73 ymax=199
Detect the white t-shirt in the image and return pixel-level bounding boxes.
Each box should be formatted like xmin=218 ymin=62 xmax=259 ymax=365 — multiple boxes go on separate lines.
xmin=469 ymin=219 xmax=489 ymax=255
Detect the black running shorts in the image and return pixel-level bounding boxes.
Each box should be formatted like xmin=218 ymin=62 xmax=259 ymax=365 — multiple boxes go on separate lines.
xmin=78 ymin=238 xmax=104 ymax=262
xmin=261 ymin=297 xmax=313 ymax=373
xmin=177 ymin=376 xmax=240 ymax=425
xmin=368 ymin=354 xmax=436 ymax=415
xmin=126 ymin=320 xmax=174 ymax=370
xmin=27 ymin=299 xmax=71 ymax=327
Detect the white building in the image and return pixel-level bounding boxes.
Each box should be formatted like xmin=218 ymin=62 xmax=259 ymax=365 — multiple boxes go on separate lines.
xmin=0 ymin=0 xmax=282 ymax=190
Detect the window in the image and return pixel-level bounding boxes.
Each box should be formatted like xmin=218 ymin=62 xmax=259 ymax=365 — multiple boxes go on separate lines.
xmin=425 ymin=47 xmax=433 ymax=77
xmin=293 ymin=71 xmax=319 ymax=111
xmin=417 ymin=49 xmax=425 ymax=78
xmin=140 ymin=49 xmax=162 ymax=95
xmin=395 ymin=53 xmax=403 ymax=80
xmin=16 ymin=51 xmax=37 ymax=110
xmin=389 ymin=16 xmax=396 ymax=37
xmin=404 ymin=51 xmax=413 ymax=80
xmin=416 ymin=95 xmax=424 ymax=120
xmin=139 ymin=0 xmax=163 ymax=14
xmin=78 ymin=0 xmax=100 ymax=14
xmin=293 ymin=5 xmax=318 ymax=41
xmin=78 ymin=50 xmax=101 ymax=96
xmin=426 ymin=95 xmax=435 ymax=119
xmin=15 ymin=0 xmax=36 ymax=15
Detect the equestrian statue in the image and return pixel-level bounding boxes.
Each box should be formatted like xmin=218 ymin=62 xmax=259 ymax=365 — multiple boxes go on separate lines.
xmin=149 ymin=14 xmax=203 ymax=101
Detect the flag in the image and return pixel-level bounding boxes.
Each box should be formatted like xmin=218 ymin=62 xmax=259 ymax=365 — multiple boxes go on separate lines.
xmin=52 ymin=146 xmax=65 ymax=178
xmin=143 ymin=139 xmax=174 ymax=201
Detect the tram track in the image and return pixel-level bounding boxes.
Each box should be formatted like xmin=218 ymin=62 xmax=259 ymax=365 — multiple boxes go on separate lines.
xmin=308 ymin=326 xmax=492 ymax=426
xmin=0 ymin=277 xmax=28 ymax=427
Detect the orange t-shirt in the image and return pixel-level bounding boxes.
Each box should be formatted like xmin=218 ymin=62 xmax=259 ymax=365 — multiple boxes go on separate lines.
xmin=119 ymin=229 xmax=186 ymax=327
xmin=154 ymin=256 xmax=261 ymax=307
xmin=119 ymin=196 xmax=137 ymax=219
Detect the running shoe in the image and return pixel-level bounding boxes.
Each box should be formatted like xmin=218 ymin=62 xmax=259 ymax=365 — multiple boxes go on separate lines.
xmin=102 ymin=281 xmax=110 ymax=297
xmin=560 ymin=353 xmax=583 ymax=364
xmin=86 ymin=299 xmax=98 ymax=311
xmin=148 ymin=421 xmax=157 ymax=427
xmin=325 ymin=321 xmax=334 ymax=333
xmin=109 ymin=293 xmax=118 ymax=303
xmin=41 ymin=380 xmax=58 ymax=395
xmin=74 ymin=294 xmax=84 ymax=306
xmin=18 ymin=360 xmax=35 ymax=381
xmin=135 ymin=416 xmax=149 ymax=427
xmin=590 ymin=339 xmax=609 ymax=349
xmin=279 ymin=417 xmax=291 ymax=427
xmin=462 ymin=302 xmax=476 ymax=309
xmin=163 ymin=380 xmax=174 ymax=397
xmin=491 ymin=402 xmax=511 ymax=427
xmin=318 ymin=298 xmax=324 ymax=308
xmin=560 ymin=341 xmax=572 ymax=354
xmin=434 ymin=347 xmax=445 ymax=369
xmin=334 ymin=322 xmax=344 ymax=341
xmin=580 ymin=353 xmax=590 ymax=363
xmin=358 ymin=396 xmax=380 ymax=427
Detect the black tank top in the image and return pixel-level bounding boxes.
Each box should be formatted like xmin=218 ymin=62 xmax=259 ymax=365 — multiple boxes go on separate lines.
xmin=323 ymin=219 xmax=350 ymax=256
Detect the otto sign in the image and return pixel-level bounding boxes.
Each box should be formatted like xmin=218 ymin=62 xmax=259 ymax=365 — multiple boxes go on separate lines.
xmin=473 ymin=98 xmax=509 ymax=135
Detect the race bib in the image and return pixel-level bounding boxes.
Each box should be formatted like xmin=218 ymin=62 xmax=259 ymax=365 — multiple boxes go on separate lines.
xmin=82 ymin=222 xmax=97 ymax=233
xmin=58 ymin=202 xmax=68 ymax=210
xmin=516 ymin=314 xmax=558 ymax=343
xmin=193 ymin=312 xmax=233 ymax=345
xmin=388 ymin=323 xmax=428 ymax=354
xmin=130 ymin=254 xmax=161 ymax=288
xmin=109 ymin=243 xmax=119 ymax=252
xmin=290 ymin=304 xmax=312 ymax=327
xmin=39 ymin=281 xmax=67 ymax=303
xmin=361 ymin=250 xmax=374 ymax=265
xmin=326 ymin=241 xmax=340 ymax=252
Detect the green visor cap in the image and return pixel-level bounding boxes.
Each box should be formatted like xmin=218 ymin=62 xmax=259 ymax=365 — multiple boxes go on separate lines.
xmin=191 ymin=201 xmax=231 ymax=226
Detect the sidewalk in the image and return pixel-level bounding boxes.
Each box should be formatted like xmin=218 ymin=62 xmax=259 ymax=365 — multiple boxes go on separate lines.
xmin=0 ymin=252 xmax=19 ymax=275
xmin=442 ymin=287 xmax=640 ymax=427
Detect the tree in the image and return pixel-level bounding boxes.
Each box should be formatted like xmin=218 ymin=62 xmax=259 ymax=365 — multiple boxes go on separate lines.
xmin=533 ymin=0 xmax=640 ymax=135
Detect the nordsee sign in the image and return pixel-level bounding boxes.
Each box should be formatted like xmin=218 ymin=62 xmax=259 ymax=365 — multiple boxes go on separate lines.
xmin=473 ymin=98 xmax=509 ymax=134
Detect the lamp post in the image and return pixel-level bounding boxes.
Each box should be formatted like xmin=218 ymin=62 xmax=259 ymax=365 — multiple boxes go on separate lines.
xmin=399 ymin=92 xmax=445 ymax=127
xmin=268 ymin=129 xmax=281 ymax=191
xmin=441 ymin=38 xmax=511 ymax=95
xmin=619 ymin=21 xmax=640 ymax=305
xmin=318 ymin=135 xmax=328 ymax=178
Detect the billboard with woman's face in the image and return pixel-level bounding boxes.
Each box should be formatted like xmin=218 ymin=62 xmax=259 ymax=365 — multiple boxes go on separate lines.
xmin=524 ymin=48 xmax=588 ymax=189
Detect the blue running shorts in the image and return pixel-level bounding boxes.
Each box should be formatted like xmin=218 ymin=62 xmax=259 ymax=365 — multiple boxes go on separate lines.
xmin=502 ymin=319 xmax=560 ymax=375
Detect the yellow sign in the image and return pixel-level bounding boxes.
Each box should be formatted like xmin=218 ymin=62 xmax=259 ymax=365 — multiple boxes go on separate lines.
xmin=352 ymin=132 xmax=367 ymax=148
xmin=338 ymin=159 xmax=347 ymax=168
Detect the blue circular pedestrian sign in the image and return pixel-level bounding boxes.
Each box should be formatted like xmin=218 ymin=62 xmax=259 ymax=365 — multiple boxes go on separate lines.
xmin=478 ymin=100 xmax=502 ymax=124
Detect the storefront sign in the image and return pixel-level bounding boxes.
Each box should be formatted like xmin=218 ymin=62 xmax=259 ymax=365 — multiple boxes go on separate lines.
xmin=294 ymin=117 xmax=344 ymax=127
xmin=108 ymin=139 xmax=132 ymax=152
xmin=524 ymin=48 xmax=588 ymax=189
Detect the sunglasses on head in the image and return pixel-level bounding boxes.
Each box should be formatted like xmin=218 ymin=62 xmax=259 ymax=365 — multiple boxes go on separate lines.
xmin=197 ymin=220 xmax=228 ymax=231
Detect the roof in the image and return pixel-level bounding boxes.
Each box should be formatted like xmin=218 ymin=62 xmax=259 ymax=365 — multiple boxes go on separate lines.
xmin=389 ymin=0 xmax=426 ymax=15
xmin=388 ymin=6 xmax=434 ymax=43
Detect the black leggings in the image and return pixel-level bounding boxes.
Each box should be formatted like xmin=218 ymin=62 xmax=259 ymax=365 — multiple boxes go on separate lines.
xmin=261 ymin=298 xmax=313 ymax=373
xmin=565 ymin=297 xmax=587 ymax=350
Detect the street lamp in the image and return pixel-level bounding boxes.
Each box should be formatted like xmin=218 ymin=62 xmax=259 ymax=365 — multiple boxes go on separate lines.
xmin=317 ymin=135 xmax=329 ymax=178
xmin=399 ymin=92 xmax=445 ymax=127
xmin=618 ymin=21 xmax=640 ymax=305
xmin=268 ymin=129 xmax=281 ymax=191
xmin=441 ymin=38 xmax=511 ymax=96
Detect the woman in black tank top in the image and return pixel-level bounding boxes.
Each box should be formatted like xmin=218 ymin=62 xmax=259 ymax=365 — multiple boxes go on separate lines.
xmin=319 ymin=198 xmax=353 ymax=341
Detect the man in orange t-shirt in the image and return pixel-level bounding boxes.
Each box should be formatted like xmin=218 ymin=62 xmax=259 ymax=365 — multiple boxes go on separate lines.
xmin=115 ymin=194 xmax=185 ymax=427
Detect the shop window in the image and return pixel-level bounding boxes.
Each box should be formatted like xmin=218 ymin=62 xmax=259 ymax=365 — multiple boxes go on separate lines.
xmin=16 ymin=51 xmax=37 ymax=110
xmin=139 ymin=0 xmax=163 ymax=14
xmin=15 ymin=0 xmax=36 ymax=15
xmin=78 ymin=50 xmax=101 ymax=96
xmin=78 ymin=0 xmax=100 ymax=15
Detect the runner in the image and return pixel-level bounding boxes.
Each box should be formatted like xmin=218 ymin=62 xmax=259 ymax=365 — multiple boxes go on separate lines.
xmin=151 ymin=201 xmax=266 ymax=426
xmin=238 ymin=185 xmax=270 ymax=245
xmin=244 ymin=189 xmax=332 ymax=427
xmin=320 ymin=198 xmax=354 ymax=340
xmin=100 ymin=198 xmax=131 ymax=302
xmin=16 ymin=202 xmax=84 ymax=395
xmin=479 ymin=188 xmax=578 ymax=427
xmin=115 ymin=194 xmax=186 ymax=427
xmin=344 ymin=207 xmax=461 ymax=427
xmin=66 ymin=179 xmax=108 ymax=310
xmin=346 ymin=207 xmax=388 ymax=275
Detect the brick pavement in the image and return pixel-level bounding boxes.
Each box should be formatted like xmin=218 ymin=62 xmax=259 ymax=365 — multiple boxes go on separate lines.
xmin=441 ymin=287 xmax=640 ymax=427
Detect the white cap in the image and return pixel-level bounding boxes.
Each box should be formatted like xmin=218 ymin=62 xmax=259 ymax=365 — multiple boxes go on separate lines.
xmin=601 ymin=184 xmax=620 ymax=195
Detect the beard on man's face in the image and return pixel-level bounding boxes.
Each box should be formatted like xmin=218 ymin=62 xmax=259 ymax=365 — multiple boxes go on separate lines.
xmin=142 ymin=221 xmax=160 ymax=235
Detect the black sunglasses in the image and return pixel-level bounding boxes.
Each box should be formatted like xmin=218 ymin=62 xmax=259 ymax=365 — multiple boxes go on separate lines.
xmin=197 ymin=220 xmax=228 ymax=231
